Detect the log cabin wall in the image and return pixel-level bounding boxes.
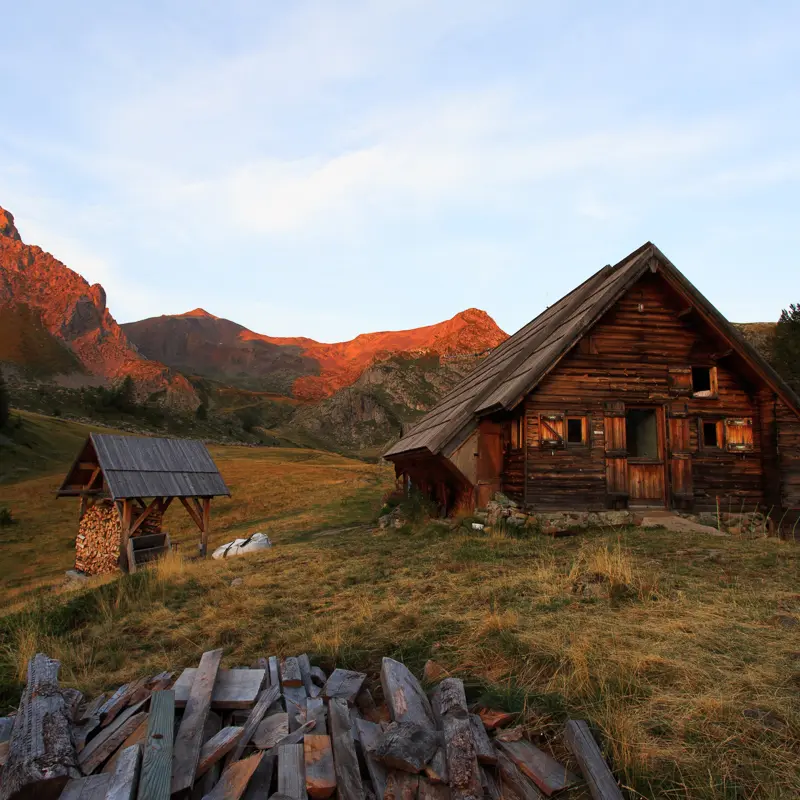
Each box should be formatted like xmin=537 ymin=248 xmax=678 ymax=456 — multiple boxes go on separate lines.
xmin=518 ymin=271 xmax=768 ymax=512
xmin=777 ymin=399 xmax=800 ymax=508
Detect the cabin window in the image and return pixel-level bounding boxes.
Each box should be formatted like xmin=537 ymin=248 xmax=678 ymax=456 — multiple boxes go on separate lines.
xmin=539 ymin=413 xmax=565 ymax=447
xmin=691 ymin=366 xmax=718 ymax=398
xmin=702 ymin=420 xmax=722 ymax=449
xmin=566 ymin=417 xmax=586 ymax=445
xmin=725 ymin=417 xmax=754 ymax=452
xmin=625 ymin=409 xmax=659 ymax=459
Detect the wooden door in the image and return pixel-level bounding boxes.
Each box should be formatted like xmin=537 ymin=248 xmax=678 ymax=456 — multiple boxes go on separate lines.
xmin=667 ymin=414 xmax=693 ymax=506
xmin=604 ymin=403 xmax=628 ymax=500
xmin=625 ymin=407 xmax=666 ymax=506
xmin=476 ymin=420 xmax=503 ymax=508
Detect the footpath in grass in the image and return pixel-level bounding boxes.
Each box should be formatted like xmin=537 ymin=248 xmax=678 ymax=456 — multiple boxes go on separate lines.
xmin=1 ymin=514 xmax=798 ymax=798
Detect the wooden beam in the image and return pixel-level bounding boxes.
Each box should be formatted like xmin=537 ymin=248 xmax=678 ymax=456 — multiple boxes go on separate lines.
xmin=129 ymin=498 xmax=161 ymax=537
xmin=201 ymin=497 xmax=211 ymax=558
xmin=136 ymin=690 xmax=174 ymax=800
xmin=564 ymin=720 xmax=624 ymax=800
xmin=226 ymin=683 xmax=281 ymax=764
xmin=106 ymin=743 xmax=141 ymax=800
xmin=278 ymin=743 xmax=306 ymax=800
xmin=204 ymin=752 xmax=263 ymax=800
xmin=328 ymin=699 xmax=364 ymax=800
xmin=677 ymin=306 xmax=693 ymax=318
xmin=179 ymin=496 xmax=204 ymax=533
xmin=118 ymin=500 xmax=133 ymax=573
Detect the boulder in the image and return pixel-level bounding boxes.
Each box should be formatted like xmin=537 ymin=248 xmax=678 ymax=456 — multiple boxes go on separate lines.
xmin=212 ymin=532 xmax=273 ymax=560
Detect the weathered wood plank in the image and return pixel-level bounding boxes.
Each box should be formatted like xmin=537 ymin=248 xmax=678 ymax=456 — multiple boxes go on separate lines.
xmin=306 ymin=698 xmax=327 ymax=735
xmin=136 ymin=690 xmax=174 ymax=800
xmin=480 ymin=766 xmax=501 ymax=800
xmin=242 ymin=751 xmax=275 ymax=800
xmin=0 ymin=718 xmax=13 ymax=768
xmin=58 ymin=773 xmax=111 ymax=799
xmin=468 ymin=715 xmax=496 ymax=765
xmin=297 ymin=654 xmax=316 ymax=698
xmin=278 ymin=743 xmax=306 ymax=800
xmin=381 ymin=658 xmax=436 ymax=729
xmin=353 ymin=718 xmax=388 ymax=800
xmin=384 ymin=771 xmax=419 ymax=800
xmin=418 ymin=776 xmax=451 ymax=800
xmin=61 ymin=688 xmax=84 ymax=723
xmin=174 ymin=668 xmax=265 ymax=710
xmin=321 ymin=669 xmax=367 ymax=706
xmin=268 ymin=657 xmax=281 ymax=691
xmin=304 ymin=735 xmax=336 ymax=799
xmin=193 ymin=712 xmax=223 ymax=800
xmin=203 ymin=752 xmax=263 ymax=800
xmin=106 ymin=744 xmax=141 ymax=800
xmin=328 ymin=698 xmax=364 ymax=800
xmin=284 ymin=685 xmax=308 ymax=734
xmin=102 ymin=717 xmax=148 ymax=775
xmin=78 ymin=703 xmax=147 ymax=775
xmin=476 ymin=710 xmax=515 ymax=731
xmin=0 ymin=654 xmax=80 ymax=800
xmin=196 ymin=727 xmax=244 ymax=778
xmin=171 ymin=649 xmax=224 ymax=794
xmin=227 ymin=684 xmax=280 ymax=763
xmin=374 ymin=722 xmax=439 ymax=773
xmin=494 ymin=749 xmax=544 ymax=800
xmin=253 ymin=714 xmax=289 ymax=750
xmin=101 ymin=678 xmax=148 ymax=727
xmin=309 ymin=667 xmax=327 ymax=689
xmin=281 ymin=658 xmax=303 ymax=688
xmin=564 ymin=720 xmax=623 ymax=800
xmin=495 ymin=739 xmax=577 ymax=797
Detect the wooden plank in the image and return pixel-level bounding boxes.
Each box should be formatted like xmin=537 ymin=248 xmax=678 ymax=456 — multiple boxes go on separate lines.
xmin=564 ymin=720 xmax=624 ymax=800
xmin=242 ymin=752 xmax=275 ymax=800
xmin=101 ymin=678 xmax=149 ymax=727
xmin=281 ymin=658 xmax=303 ymax=688
xmin=306 ymin=697 xmax=327 ymax=735
xmin=58 ymin=773 xmax=112 ymax=799
xmin=284 ymin=685 xmax=308 ymax=733
xmin=495 ymin=749 xmax=544 ymax=800
xmin=174 ymin=669 xmax=265 ymax=710
xmin=495 ymin=739 xmax=578 ymax=796
xmin=197 ymin=727 xmax=244 ymax=777
xmin=0 ymin=656 xmax=80 ymax=800
xmin=321 ymin=669 xmax=366 ymax=706
xmin=78 ymin=702 xmax=147 ymax=775
xmin=268 ymin=657 xmax=281 ymax=691
xmin=227 ymin=683 xmax=280 ymax=763
xmin=136 ymin=690 xmax=174 ymax=800
xmin=304 ymin=735 xmax=335 ymax=799
xmin=419 ymin=776 xmax=451 ymax=800
xmin=102 ymin=717 xmax=148 ymax=774
xmin=253 ymin=713 xmax=289 ymax=750
xmin=278 ymin=743 xmax=306 ymax=800
xmin=374 ymin=721 xmax=438 ymax=772
xmin=468 ymin=715 xmax=497 ymax=765
xmin=76 ymin=694 xmax=107 ymax=725
xmin=328 ymin=698 xmax=364 ymax=800
xmin=309 ymin=667 xmax=327 ymax=690
xmin=203 ymin=752 xmax=263 ymax=800
xmin=353 ymin=718 xmax=388 ymax=800
xmin=0 ymin=718 xmax=13 ymax=767
xmin=106 ymin=744 xmax=141 ymax=800
xmin=480 ymin=766 xmax=501 ymax=800
xmin=297 ymin=654 xmax=316 ymax=698
xmin=384 ymin=771 xmax=419 ymax=800
xmin=172 ymin=648 xmax=224 ymax=794
xmin=274 ymin=721 xmax=316 ymax=749
xmin=380 ymin=658 xmax=436 ymax=728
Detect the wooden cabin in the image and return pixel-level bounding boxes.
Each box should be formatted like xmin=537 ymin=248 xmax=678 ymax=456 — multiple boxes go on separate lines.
xmin=58 ymin=433 xmax=230 ymax=572
xmin=385 ymin=243 xmax=800 ymax=515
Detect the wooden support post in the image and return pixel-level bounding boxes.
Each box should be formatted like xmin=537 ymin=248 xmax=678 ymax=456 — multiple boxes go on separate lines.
xmin=201 ymin=497 xmax=211 ymax=558
xmin=118 ymin=499 xmax=133 ymax=573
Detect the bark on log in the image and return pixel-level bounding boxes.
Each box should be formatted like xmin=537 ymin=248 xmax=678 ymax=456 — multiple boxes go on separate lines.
xmin=0 ymin=654 xmax=80 ymax=800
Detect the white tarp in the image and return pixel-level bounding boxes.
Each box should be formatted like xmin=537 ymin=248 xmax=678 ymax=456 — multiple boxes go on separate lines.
xmin=212 ymin=532 xmax=273 ymax=559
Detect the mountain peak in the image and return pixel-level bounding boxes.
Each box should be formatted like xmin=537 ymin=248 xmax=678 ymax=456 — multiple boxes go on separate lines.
xmin=0 ymin=207 xmax=21 ymax=241
xmin=179 ymin=308 xmax=218 ymax=319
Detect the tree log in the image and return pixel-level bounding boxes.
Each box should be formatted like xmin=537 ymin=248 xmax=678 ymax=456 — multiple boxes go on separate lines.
xmin=0 ymin=654 xmax=80 ymax=800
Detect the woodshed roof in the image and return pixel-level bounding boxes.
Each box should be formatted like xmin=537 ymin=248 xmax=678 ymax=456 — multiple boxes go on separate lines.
xmin=58 ymin=433 xmax=230 ymax=500
xmin=384 ymin=242 xmax=800 ymax=460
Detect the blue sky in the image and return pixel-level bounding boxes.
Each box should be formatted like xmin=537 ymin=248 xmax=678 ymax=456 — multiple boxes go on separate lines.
xmin=1 ymin=1 xmax=799 ymax=341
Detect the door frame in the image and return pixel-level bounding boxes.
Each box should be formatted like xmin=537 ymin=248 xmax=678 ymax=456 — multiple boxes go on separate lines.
xmin=625 ymin=404 xmax=668 ymax=508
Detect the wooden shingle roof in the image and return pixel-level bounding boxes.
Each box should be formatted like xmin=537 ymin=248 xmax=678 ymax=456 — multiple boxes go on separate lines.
xmin=58 ymin=433 xmax=230 ymax=500
xmin=385 ymin=242 xmax=800 ymax=460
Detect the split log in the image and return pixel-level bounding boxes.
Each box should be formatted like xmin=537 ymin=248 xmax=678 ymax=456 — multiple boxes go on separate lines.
xmin=75 ymin=695 xmax=106 ymax=726
xmin=0 ymin=654 xmax=80 ymax=800
xmin=61 ymin=689 xmax=84 ymax=723
xmin=374 ymin=722 xmax=439 ymax=773
xmin=468 ymin=715 xmax=496 ymax=765
xmin=136 ymin=690 xmax=174 ymax=800
xmin=495 ymin=739 xmax=577 ymax=796
xmin=355 ymin=689 xmax=380 ymax=723
xmin=419 ymin=776 xmax=451 ymax=800
xmin=304 ymin=735 xmax=336 ymax=799
xmin=494 ymin=750 xmax=544 ymax=800
xmin=284 ymin=685 xmax=308 ymax=733
xmin=242 ymin=752 xmax=275 ymax=800
xmin=227 ymin=684 xmax=280 ymax=764
xmin=564 ymin=720 xmax=624 ymax=800
xmin=297 ymin=655 xmax=316 ymax=698
xmin=384 ymin=771 xmax=419 ymax=800
xmin=281 ymin=658 xmax=303 ymax=688
xmin=268 ymin=657 xmax=281 ymax=691
xmin=171 ymin=648 xmax=223 ymax=794
xmin=309 ymin=667 xmax=327 ymax=689
xmin=0 ymin=718 xmax=14 ymax=767
xmin=328 ymin=699 xmax=364 ymax=800
xmin=196 ymin=727 xmax=244 ymax=778
xmin=381 ymin=658 xmax=436 ymax=728
xmin=253 ymin=714 xmax=289 ymax=750
xmin=278 ymin=743 xmax=306 ymax=800
xmin=306 ymin=698 xmax=327 ymax=735
xmin=353 ymin=719 xmax=387 ymax=800
xmin=204 ymin=752 xmax=263 ymax=800
xmin=480 ymin=767 xmax=501 ymax=800
xmin=106 ymin=744 xmax=141 ymax=800
xmin=424 ymin=745 xmax=448 ymax=785
xmin=321 ymin=669 xmax=366 ymax=705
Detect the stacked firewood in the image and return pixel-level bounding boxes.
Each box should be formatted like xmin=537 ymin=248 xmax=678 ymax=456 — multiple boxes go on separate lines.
xmin=74 ymin=504 xmax=121 ymax=576
xmin=0 ymin=653 xmax=624 ymax=800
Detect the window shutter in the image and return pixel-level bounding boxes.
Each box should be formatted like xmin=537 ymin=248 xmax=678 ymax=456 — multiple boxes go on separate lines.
xmin=668 ymin=368 xmax=692 ymax=397
xmin=724 ymin=418 xmax=754 ymax=452
xmin=539 ymin=413 xmax=565 ymax=447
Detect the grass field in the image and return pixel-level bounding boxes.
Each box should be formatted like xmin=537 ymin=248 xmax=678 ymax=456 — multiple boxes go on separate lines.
xmin=0 ymin=416 xmax=798 ymax=798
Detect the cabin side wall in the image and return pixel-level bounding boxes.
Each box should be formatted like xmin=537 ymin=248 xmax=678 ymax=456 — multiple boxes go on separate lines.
xmin=777 ymin=399 xmax=800 ymax=509
xmin=511 ymin=272 xmax=767 ymax=511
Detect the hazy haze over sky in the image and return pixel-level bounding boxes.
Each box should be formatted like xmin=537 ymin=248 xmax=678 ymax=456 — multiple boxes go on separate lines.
xmin=1 ymin=1 xmax=799 ymax=341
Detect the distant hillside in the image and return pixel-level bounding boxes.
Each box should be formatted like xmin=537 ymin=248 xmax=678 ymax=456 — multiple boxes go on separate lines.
xmin=123 ymin=307 xmax=507 ymax=402
xmin=0 ymin=206 xmax=197 ymax=409
xmin=734 ymin=322 xmax=777 ymax=362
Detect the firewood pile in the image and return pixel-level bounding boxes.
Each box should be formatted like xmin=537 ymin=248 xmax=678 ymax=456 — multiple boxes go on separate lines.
xmin=0 ymin=652 xmax=624 ymax=800
xmin=74 ymin=503 xmax=121 ymax=576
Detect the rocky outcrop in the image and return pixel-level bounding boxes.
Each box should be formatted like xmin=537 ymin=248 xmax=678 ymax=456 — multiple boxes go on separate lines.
xmin=0 ymin=206 xmax=197 ymax=408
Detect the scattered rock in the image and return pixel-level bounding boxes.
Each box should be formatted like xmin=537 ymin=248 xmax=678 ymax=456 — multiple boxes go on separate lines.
xmin=230 ymin=578 xmax=244 ymax=588
xmin=64 ymin=569 xmax=89 ymax=584
xmin=471 ymin=522 xmax=485 ymax=531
